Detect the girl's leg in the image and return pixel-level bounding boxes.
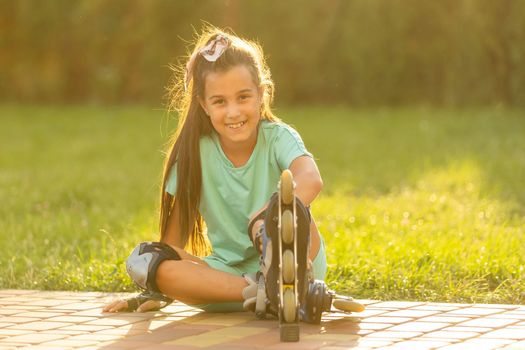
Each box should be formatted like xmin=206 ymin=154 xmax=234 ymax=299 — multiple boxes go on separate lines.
xmin=155 ymin=247 xmax=248 ymax=305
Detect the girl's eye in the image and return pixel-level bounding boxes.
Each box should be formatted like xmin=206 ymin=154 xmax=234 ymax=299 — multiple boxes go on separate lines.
xmin=239 ymin=95 xmax=250 ymax=101
xmin=213 ymin=99 xmax=224 ymax=105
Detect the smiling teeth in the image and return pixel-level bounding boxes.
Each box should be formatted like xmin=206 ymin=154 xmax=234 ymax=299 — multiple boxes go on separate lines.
xmin=228 ymin=121 xmax=246 ymax=129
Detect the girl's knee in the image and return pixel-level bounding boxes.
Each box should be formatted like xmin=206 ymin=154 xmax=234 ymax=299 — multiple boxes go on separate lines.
xmin=155 ymin=259 xmax=221 ymax=305
xmin=156 ymin=260 xmax=195 ymax=301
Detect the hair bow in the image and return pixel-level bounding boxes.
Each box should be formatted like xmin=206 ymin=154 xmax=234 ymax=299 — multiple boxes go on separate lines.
xmin=184 ymin=35 xmax=230 ymax=91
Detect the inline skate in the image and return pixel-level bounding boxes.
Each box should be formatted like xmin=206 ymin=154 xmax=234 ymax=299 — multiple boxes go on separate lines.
xmin=244 ymin=170 xmax=364 ymax=342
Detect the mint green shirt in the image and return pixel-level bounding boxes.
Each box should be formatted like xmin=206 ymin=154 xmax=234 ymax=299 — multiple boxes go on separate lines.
xmin=166 ymin=121 xmax=312 ymax=268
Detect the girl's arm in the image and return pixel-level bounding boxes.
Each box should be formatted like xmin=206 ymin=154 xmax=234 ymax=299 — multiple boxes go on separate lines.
xmin=288 ymin=155 xmax=323 ymax=206
xmin=162 ymin=199 xmax=184 ymax=248
xmin=250 ymin=155 xmax=323 ymax=221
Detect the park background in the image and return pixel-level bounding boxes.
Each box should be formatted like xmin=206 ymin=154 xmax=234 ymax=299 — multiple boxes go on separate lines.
xmin=1 ymin=1 xmax=524 ymax=304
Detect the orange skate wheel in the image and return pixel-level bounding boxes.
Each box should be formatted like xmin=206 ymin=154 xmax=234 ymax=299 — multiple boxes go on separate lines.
xmin=333 ymin=298 xmax=365 ymax=313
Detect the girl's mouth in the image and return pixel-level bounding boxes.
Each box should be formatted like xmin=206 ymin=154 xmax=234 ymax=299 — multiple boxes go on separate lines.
xmin=227 ymin=121 xmax=246 ymax=129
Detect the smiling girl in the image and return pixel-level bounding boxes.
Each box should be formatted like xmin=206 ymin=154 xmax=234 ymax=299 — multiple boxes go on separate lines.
xmin=103 ymin=27 xmax=331 ymax=320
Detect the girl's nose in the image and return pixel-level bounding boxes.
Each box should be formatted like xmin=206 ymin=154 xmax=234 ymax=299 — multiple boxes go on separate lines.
xmin=226 ymin=103 xmax=241 ymax=119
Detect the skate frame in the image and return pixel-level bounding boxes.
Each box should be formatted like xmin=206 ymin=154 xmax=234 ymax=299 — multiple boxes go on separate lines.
xmin=277 ymin=174 xmax=300 ymax=340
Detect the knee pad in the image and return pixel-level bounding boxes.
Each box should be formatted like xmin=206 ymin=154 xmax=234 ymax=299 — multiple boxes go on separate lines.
xmin=126 ymin=242 xmax=181 ymax=293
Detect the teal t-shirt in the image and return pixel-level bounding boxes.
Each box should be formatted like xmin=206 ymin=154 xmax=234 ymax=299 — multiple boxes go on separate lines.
xmin=165 ymin=120 xmax=312 ymax=268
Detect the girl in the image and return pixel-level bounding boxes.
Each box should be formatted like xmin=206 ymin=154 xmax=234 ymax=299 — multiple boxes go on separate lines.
xmin=103 ymin=27 xmax=327 ymax=315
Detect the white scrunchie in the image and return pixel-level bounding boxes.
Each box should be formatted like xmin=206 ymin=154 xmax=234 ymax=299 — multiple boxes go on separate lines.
xmin=184 ymin=34 xmax=230 ymax=91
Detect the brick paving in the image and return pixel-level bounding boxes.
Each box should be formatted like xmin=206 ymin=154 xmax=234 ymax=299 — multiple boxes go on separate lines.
xmin=0 ymin=290 xmax=524 ymax=349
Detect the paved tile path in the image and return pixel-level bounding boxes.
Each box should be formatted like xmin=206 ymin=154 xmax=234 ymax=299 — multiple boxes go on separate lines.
xmin=0 ymin=290 xmax=524 ymax=349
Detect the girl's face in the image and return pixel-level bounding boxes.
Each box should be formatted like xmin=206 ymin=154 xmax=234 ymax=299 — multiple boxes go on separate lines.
xmin=200 ymin=65 xmax=263 ymax=151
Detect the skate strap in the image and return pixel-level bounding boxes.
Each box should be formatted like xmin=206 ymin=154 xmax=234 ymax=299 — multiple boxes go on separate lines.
xmin=259 ymin=227 xmax=269 ymax=262
xmin=247 ymin=210 xmax=267 ymax=246
xmin=251 ymin=224 xmax=270 ymax=264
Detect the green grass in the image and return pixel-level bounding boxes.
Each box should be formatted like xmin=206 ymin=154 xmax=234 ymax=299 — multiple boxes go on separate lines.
xmin=1 ymin=104 xmax=524 ymax=304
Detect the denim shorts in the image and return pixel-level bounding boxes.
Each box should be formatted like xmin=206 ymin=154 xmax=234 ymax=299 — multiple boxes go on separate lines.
xmin=189 ymin=236 xmax=327 ymax=313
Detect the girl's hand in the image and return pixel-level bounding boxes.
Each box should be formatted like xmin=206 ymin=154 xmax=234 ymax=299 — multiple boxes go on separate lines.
xmin=102 ymin=298 xmax=161 ymax=313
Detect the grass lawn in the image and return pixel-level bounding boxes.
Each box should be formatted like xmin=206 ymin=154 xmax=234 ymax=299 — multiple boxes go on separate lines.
xmin=1 ymin=104 xmax=524 ymax=304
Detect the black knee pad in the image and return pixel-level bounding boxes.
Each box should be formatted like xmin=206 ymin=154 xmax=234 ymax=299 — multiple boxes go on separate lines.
xmin=126 ymin=242 xmax=181 ymax=293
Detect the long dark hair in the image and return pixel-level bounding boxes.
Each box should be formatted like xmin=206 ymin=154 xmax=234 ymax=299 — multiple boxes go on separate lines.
xmin=161 ymin=27 xmax=280 ymax=256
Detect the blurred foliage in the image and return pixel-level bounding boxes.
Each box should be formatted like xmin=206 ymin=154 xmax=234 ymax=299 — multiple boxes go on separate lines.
xmin=1 ymin=0 xmax=524 ymax=106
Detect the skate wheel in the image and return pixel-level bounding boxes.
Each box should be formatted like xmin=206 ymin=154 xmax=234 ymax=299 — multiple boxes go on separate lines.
xmin=283 ymin=288 xmax=297 ymax=323
xmin=281 ymin=209 xmax=294 ymax=244
xmin=333 ymin=298 xmax=365 ymax=313
xmin=280 ymin=170 xmax=294 ymax=205
xmin=282 ymin=249 xmax=295 ymax=284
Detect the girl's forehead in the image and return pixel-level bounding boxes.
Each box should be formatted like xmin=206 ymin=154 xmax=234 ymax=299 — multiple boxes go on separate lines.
xmin=204 ymin=65 xmax=258 ymax=95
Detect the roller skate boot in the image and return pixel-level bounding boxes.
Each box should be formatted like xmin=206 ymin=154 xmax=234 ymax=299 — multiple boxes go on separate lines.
xmin=245 ymin=169 xmax=310 ymax=341
xmin=244 ymin=170 xmax=365 ymax=341
xmin=272 ymin=169 xmax=309 ymax=341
